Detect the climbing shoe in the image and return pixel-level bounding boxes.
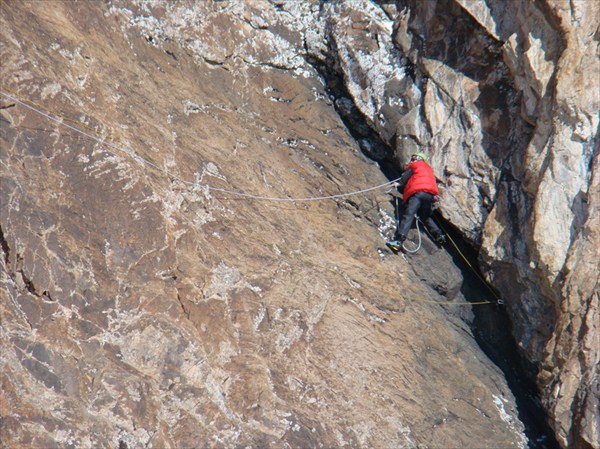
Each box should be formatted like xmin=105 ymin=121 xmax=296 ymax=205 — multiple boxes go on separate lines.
xmin=436 ymin=235 xmax=446 ymax=245
xmin=386 ymin=240 xmax=402 ymax=252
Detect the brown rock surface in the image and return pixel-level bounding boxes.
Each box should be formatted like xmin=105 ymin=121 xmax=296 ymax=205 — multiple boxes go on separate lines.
xmin=312 ymin=1 xmax=599 ymax=447
xmin=0 ymin=1 xmax=596 ymax=449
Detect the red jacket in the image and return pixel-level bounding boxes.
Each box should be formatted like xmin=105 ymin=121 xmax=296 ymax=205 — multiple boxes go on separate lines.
xmin=402 ymin=160 xmax=438 ymax=202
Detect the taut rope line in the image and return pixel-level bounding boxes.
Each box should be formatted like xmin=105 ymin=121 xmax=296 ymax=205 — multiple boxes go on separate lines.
xmin=1 ymin=90 xmax=400 ymax=202
xmin=2 ymin=90 xmax=500 ymax=306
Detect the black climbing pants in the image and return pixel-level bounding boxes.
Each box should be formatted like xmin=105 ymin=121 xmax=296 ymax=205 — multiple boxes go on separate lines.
xmin=395 ymin=191 xmax=443 ymax=241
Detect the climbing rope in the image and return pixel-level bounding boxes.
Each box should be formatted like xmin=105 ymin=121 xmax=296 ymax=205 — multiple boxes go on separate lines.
xmin=1 ymin=90 xmax=500 ymax=307
xmin=0 ymin=90 xmax=400 ymax=202
xmin=388 ymin=195 xmax=497 ymax=305
xmin=433 ymin=217 xmax=503 ymax=305
xmin=389 ymin=196 xmax=422 ymax=254
xmin=253 ymin=237 xmax=494 ymax=306
xmin=402 ymin=216 xmax=423 ymax=254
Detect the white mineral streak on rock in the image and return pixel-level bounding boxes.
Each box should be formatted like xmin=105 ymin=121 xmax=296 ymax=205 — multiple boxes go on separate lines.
xmin=254 ymin=303 xmax=267 ymax=330
xmin=2 ymin=1 xmax=597 ymax=449
xmin=323 ymin=0 xmax=402 ymax=131
xmin=492 ymin=395 xmax=529 ymax=449
xmin=41 ymin=82 xmax=62 ymax=100
xmin=205 ymin=262 xmax=242 ymax=301
xmin=378 ymin=207 xmax=396 ymax=240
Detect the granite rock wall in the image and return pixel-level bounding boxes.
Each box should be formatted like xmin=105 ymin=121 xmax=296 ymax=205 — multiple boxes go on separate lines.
xmin=1 ymin=1 xmax=598 ymax=448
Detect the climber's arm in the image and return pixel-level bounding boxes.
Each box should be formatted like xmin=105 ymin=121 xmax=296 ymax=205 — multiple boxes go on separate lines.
xmin=392 ymin=168 xmax=413 ymax=192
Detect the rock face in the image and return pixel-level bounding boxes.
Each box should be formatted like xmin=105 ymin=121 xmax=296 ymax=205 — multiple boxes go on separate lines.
xmin=0 ymin=2 xmax=597 ymax=449
xmin=303 ymin=1 xmax=599 ymax=448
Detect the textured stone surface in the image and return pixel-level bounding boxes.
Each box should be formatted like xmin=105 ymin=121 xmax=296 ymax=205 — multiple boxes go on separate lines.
xmin=468 ymin=2 xmax=600 ymax=448
xmin=0 ymin=2 xmax=529 ymax=448
xmin=0 ymin=1 xmax=597 ymax=449
xmin=312 ymin=1 xmax=599 ymax=448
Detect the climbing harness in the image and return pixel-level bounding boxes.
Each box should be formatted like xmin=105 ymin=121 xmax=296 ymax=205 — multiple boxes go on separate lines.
xmin=0 ymin=90 xmax=400 ymax=202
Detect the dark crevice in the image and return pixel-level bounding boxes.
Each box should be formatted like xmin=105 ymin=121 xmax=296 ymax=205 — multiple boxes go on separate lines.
xmin=177 ymin=292 xmax=190 ymax=320
xmin=0 ymin=225 xmax=10 ymax=266
xmin=13 ymin=252 xmax=54 ymax=301
xmin=305 ymin=53 xmax=399 ymax=181
xmin=304 ymin=8 xmax=560 ymax=446
xmin=20 ymin=271 xmax=38 ymax=296
xmin=435 ymin=217 xmax=560 ymax=449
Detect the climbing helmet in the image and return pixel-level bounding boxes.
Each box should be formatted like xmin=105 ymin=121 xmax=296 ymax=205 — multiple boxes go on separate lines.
xmin=411 ymin=152 xmax=429 ymax=163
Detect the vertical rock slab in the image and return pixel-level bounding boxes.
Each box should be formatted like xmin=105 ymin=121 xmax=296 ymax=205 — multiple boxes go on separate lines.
xmin=0 ymin=1 xmax=535 ymax=448
xmin=381 ymin=1 xmax=599 ymax=447
xmin=472 ymin=2 xmax=599 ymax=447
xmin=296 ymin=0 xmax=599 ymax=447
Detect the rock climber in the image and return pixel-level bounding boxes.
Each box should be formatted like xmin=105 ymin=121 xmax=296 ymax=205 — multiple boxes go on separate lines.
xmin=387 ymin=152 xmax=446 ymax=251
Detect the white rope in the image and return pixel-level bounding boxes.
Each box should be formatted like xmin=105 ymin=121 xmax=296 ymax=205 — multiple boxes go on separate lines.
xmin=1 ymin=91 xmax=399 ymax=202
xmin=401 ymin=214 xmax=422 ymax=253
